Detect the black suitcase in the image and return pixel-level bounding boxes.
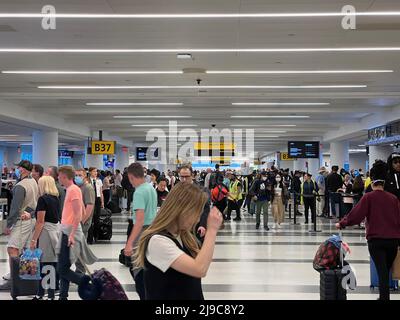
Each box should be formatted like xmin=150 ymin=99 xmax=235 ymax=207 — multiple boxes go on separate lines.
xmin=106 ymin=197 xmax=121 ymax=214
xmin=98 ymin=209 xmax=112 ymax=240
xmin=320 ymin=269 xmax=347 ymax=300
xmin=10 ymin=256 xmax=39 ymax=300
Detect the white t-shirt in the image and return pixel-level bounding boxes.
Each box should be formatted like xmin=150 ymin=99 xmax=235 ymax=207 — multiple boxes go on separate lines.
xmin=275 ymin=186 xmax=282 ymax=196
xmin=146 ymin=234 xmax=185 ymax=273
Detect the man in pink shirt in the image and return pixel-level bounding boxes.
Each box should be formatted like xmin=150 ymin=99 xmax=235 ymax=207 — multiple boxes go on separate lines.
xmin=57 ymin=166 xmax=97 ymax=300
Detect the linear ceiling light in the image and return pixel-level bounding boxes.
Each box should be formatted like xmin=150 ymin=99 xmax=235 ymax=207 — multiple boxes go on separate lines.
xmin=86 ymin=102 xmax=183 ymax=106
xmin=2 ymin=70 xmax=182 ymax=74
xmin=1 ymin=12 xmax=400 ymax=18
xmin=230 ymin=124 xmax=297 ymax=127
xmin=114 ymin=116 xmax=191 ymax=118
xmin=232 ymin=102 xmax=330 ymax=106
xmin=231 ymin=116 xmax=310 ymax=118
xmin=209 ymin=70 xmax=393 ymax=74
xmin=2 ymin=48 xmax=400 ymax=53
xmin=39 ymin=85 xmax=366 ymax=89
xmin=131 ymin=124 xmax=197 ymax=127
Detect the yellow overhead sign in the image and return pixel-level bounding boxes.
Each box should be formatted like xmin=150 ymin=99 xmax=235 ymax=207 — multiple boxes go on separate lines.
xmin=280 ymin=152 xmax=295 ymax=161
xmin=91 ymin=140 xmax=115 ymax=155
xmin=194 ymin=142 xmax=235 ymax=150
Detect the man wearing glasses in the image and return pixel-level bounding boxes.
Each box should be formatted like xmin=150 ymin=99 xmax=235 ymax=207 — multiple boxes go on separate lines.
xmin=179 ymin=165 xmax=211 ymax=240
xmin=386 ymin=153 xmax=400 ymax=199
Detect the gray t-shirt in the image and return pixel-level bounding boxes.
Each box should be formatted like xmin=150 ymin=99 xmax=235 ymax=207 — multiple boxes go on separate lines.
xmin=81 ymin=183 xmax=95 ymax=208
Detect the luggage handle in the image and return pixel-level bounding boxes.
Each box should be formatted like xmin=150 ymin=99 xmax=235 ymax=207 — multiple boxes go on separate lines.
xmin=77 ymin=256 xmax=93 ymax=279
xmin=339 ymin=230 xmax=344 ymax=269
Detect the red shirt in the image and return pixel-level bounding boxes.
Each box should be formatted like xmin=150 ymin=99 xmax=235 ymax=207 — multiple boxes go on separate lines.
xmin=339 ymin=190 xmax=400 ymax=240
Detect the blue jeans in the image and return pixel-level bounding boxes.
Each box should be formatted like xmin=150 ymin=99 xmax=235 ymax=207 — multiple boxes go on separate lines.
xmin=329 ymin=192 xmax=341 ymax=217
xmin=58 ymin=234 xmax=85 ymax=299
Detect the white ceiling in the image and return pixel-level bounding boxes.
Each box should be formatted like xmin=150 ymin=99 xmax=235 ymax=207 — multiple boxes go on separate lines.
xmin=0 ymin=0 xmax=400 ymax=153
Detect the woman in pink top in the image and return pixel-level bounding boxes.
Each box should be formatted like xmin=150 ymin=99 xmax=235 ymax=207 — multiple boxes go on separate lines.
xmin=56 ymin=166 xmax=97 ymax=300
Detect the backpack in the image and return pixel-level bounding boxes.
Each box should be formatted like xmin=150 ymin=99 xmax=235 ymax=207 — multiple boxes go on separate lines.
xmin=313 ymin=240 xmax=341 ymax=271
xmin=211 ymin=185 xmax=227 ymax=202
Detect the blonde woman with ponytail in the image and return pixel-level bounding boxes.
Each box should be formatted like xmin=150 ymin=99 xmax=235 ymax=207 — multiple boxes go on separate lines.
xmin=135 ymin=182 xmax=223 ymax=300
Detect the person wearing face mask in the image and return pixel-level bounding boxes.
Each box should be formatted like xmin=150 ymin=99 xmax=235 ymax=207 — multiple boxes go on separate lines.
xmin=226 ymin=172 xmax=243 ymax=221
xmin=336 ymin=161 xmax=400 ymax=301
xmin=271 ymin=174 xmax=286 ymax=229
xmin=386 ymin=153 xmax=400 ymax=199
xmin=249 ymin=171 xmax=271 ymax=230
xmin=73 ymin=169 xmax=95 ymax=246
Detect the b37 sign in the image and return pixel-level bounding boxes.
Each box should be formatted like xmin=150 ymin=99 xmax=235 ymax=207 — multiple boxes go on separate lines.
xmin=91 ymin=140 xmax=115 ymax=155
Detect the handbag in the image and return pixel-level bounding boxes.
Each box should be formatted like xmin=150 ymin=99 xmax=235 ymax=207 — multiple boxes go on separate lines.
xmin=392 ymin=247 xmax=400 ymax=280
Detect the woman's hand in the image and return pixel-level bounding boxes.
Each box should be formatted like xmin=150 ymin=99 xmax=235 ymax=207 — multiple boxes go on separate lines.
xmin=30 ymin=239 xmax=37 ymax=250
xmin=335 ymin=223 xmax=341 ymax=230
xmin=124 ymin=243 xmax=133 ymax=257
xmin=207 ymin=207 xmax=223 ymax=232
xmin=68 ymin=234 xmax=75 ymax=247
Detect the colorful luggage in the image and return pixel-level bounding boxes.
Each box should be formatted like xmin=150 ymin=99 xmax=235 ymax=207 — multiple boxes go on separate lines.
xmin=78 ymin=258 xmax=128 ymax=300
xmin=370 ymin=258 xmax=398 ymax=290
xmin=10 ymin=256 xmax=39 ymax=300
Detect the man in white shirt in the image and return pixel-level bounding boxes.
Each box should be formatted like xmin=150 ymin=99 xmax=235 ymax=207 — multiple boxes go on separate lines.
xmin=204 ymin=168 xmax=212 ymax=190
xmin=88 ymin=167 xmax=104 ymax=244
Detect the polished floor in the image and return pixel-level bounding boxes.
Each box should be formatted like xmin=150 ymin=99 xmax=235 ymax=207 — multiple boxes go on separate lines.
xmin=0 ymin=207 xmax=398 ymax=300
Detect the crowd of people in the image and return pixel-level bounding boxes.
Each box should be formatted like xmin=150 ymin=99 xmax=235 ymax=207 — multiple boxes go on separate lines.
xmin=0 ymin=151 xmax=399 ymax=300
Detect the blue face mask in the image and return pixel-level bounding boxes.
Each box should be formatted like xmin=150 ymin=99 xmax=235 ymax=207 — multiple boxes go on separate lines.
xmin=74 ymin=176 xmax=84 ymax=186
xmin=14 ymin=168 xmax=21 ymax=179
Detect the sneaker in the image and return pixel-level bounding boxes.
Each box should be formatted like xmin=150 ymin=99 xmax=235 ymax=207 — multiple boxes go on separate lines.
xmin=0 ymin=281 xmax=11 ymax=291
xmin=32 ymin=296 xmax=43 ymax=301
xmin=256 ymin=223 xmax=260 ymax=230
xmin=264 ymin=226 xmax=270 ymax=231
xmin=233 ymin=217 xmax=241 ymax=221
xmin=278 ymin=223 xmax=282 ymax=229
xmin=2 ymin=273 xmax=10 ymax=281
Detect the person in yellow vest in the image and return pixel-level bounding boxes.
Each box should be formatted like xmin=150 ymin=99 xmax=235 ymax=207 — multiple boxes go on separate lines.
xmin=301 ymin=173 xmax=319 ymax=224
xmin=226 ymin=171 xmax=243 ymax=221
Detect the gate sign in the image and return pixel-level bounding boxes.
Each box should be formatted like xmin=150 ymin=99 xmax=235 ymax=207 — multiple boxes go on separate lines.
xmin=91 ymin=140 xmax=115 ymax=155
xmin=280 ymin=152 xmax=295 ymax=161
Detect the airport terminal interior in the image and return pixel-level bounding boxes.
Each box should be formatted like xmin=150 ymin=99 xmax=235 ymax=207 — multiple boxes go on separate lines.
xmin=0 ymin=0 xmax=400 ymax=301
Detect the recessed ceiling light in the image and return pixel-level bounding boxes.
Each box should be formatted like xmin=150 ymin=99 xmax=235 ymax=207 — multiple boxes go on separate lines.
xmin=39 ymin=85 xmax=366 ymax=89
xmin=349 ymin=149 xmax=367 ymax=152
xmin=86 ymin=102 xmax=183 ymax=106
xmin=232 ymin=102 xmax=330 ymax=106
xmin=209 ymin=70 xmax=393 ymax=74
xmin=1 ymin=12 xmax=400 ymax=18
xmin=114 ymin=115 xmax=191 ymax=119
xmin=2 ymin=70 xmax=183 ymax=74
xmin=1 ymin=47 xmax=400 ymax=53
xmin=177 ymin=53 xmax=192 ymax=59
xmin=231 ymin=115 xmax=310 ymax=118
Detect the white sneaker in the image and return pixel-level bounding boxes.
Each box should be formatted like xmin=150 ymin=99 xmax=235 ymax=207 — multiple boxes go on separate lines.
xmin=2 ymin=273 xmax=10 ymax=281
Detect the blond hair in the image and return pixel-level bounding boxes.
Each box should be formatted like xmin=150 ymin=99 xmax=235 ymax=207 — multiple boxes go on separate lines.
xmin=134 ymin=182 xmax=208 ymax=268
xmin=38 ymin=176 xmax=59 ymax=197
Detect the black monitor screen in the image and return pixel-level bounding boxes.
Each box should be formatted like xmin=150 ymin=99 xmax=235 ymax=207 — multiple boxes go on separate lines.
xmin=288 ymin=141 xmax=320 ymax=159
xmin=136 ymin=147 xmax=148 ymax=161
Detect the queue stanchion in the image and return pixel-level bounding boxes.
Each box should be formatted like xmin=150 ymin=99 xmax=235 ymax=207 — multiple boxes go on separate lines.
xmin=289 ymin=202 xmax=292 ymax=220
xmin=293 ymin=192 xmax=299 ymax=225
xmin=309 ymin=193 xmax=322 ymax=233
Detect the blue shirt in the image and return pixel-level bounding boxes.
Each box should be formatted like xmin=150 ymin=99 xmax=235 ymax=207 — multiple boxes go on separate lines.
xmin=131 ymin=182 xmax=158 ymax=226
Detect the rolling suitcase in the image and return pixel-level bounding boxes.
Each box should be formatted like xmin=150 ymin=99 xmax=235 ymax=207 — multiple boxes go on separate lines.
xmin=319 ymin=231 xmax=347 ymax=300
xmin=370 ymin=258 xmax=398 ymax=290
xmin=98 ymin=208 xmax=112 ymax=240
xmin=10 ymin=256 xmax=39 ymax=300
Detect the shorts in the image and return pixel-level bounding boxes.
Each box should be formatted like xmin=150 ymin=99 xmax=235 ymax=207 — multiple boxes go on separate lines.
xmin=7 ymin=219 xmax=35 ymax=251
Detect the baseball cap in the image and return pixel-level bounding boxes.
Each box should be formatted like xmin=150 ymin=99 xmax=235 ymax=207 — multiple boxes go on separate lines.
xmin=15 ymin=160 xmax=33 ymax=172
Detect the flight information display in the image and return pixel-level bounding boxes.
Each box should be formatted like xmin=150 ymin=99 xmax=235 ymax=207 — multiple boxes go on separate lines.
xmin=288 ymin=141 xmax=320 ymax=159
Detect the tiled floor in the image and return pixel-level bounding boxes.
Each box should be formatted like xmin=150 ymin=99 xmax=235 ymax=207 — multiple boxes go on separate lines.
xmin=0 ymin=209 xmax=398 ymax=300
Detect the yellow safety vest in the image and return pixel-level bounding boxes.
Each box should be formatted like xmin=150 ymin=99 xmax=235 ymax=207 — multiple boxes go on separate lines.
xmin=228 ymin=180 xmax=243 ymax=201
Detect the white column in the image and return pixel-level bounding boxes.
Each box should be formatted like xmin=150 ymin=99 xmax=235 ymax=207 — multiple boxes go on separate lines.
xmin=115 ymin=146 xmax=130 ymax=171
xmin=32 ymin=130 xmax=58 ymax=168
xmin=330 ymin=141 xmax=349 ymax=169
xmin=293 ymin=158 xmax=306 ymax=171
xmin=85 ymin=142 xmax=104 ymax=169
xmin=369 ymin=145 xmax=394 ymax=169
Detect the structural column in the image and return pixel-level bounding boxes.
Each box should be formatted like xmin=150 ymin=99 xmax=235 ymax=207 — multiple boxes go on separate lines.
xmin=32 ymin=130 xmax=58 ymax=168
xmin=369 ymin=145 xmax=394 ymax=169
xmin=329 ymin=141 xmax=349 ymax=169
xmin=115 ymin=145 xmax=130 ymax=171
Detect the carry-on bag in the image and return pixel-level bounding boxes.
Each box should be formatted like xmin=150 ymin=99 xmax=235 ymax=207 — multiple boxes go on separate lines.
xmin=78 ymin=258 xmax=128 ymax=300
xmin=370 ymin=258 xmax=398 ymax=290
xmin=10 ymin=256 xmax=39 ymax=300
xmin=98 ymin=209 xmax=112 ymax=240
xmin=119 ymin=249 xmax=133 ymax=268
